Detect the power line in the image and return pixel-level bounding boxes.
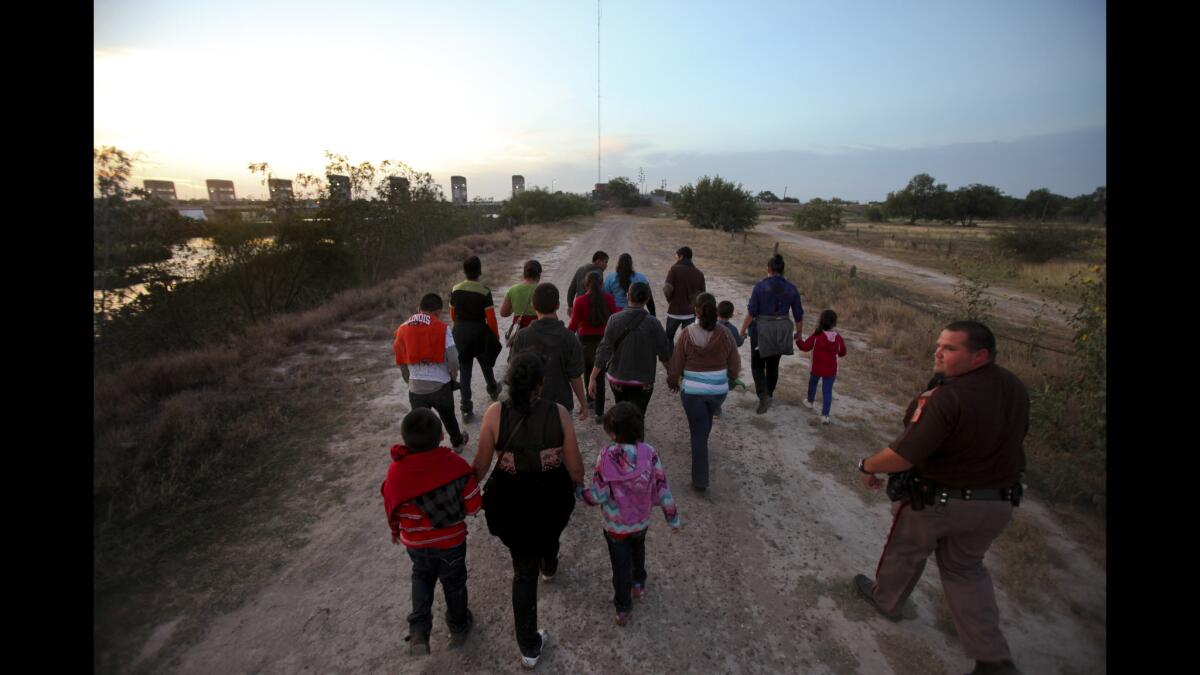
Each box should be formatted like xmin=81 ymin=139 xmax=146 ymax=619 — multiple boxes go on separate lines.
xmin=597 ymin=0 xmax=602 ymax=185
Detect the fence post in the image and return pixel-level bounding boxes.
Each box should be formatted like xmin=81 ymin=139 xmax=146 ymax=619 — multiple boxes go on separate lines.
xmin=849 ymin=265 xmax=857 ymax=278
xmin=773 ymin=241 xmax=779 ymax=255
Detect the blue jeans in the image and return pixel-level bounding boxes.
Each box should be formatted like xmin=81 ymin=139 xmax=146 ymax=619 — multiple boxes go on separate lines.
xmin=806 ymin=373 xmax=836 ymax=415
xmin=680 ymin=391 xmax=726 ymax=488
xmin=407 ymin=542 xmax=471 ymax=637
xmin=604 ymin=529 xmax=648 ymax=613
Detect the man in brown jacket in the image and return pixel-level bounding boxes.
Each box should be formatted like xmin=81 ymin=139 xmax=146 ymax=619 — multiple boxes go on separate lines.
xmin=662 ymin=246 xmax=706 ymax=343
xmin=853 ymin=321 xmax=1028 ymax=675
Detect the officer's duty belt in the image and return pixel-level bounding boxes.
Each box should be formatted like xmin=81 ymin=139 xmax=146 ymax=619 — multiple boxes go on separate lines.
xmin=936 ymin=488 xmax=1015 ymax=502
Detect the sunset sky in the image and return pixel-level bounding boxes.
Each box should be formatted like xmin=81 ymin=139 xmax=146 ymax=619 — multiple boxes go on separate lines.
xmin=94 ymin=0 xmax=1105 ymax=202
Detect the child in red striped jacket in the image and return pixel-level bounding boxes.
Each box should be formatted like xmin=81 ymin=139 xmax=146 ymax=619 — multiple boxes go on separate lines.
xmin=796 ymin=309 xmax=848 ymax=425
xmin=381 ymin=408 xmax=482 ymax=656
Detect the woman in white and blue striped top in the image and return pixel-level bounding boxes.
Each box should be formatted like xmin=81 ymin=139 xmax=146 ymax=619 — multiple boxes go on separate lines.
xmin=666 ymin=293 xmax=742 ymax=491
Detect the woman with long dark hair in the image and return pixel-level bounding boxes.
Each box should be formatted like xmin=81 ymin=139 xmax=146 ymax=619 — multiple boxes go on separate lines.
xmin=473 ymin=352 xmax=585 ymax=669
xmin=568 ymin=270 xmax=619 ymax=421
xmin=739 ymin=254 xmax=803 ymax=414
xmin=666 ymin=293 xmax=741 ymax=491
xmin=603 ymin=253 xmax=657 ymax=316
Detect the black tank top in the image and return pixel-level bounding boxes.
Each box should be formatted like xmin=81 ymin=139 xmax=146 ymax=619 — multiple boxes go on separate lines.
xmin=496 ymin=398 xmax=566 ymax=474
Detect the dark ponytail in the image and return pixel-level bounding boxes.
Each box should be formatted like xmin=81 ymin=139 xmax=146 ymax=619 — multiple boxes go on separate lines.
xmin=695 ymin=292 xmax=718 ymax=331
xmin=505 ymin=352 xmax=544 ymax=414
xmin=586 ymin=270 xmax=609 ymax=328
xmin=616 ymin=253 xmax=634 ymax=292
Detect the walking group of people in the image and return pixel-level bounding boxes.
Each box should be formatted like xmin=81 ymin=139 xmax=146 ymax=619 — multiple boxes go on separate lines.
xmin=383 ymin=244 xmax=1029 ymax=675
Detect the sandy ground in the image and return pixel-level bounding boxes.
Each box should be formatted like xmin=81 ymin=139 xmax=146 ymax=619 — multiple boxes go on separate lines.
xmin=156 ymin=214 xmax=1104 ymax=674
xmin=757 ymin=221 xmax=1074 ymax=328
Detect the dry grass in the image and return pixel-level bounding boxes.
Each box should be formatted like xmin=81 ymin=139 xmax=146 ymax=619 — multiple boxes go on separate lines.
xmin=94 ymin=223 xmax=577 ymax=528
xmin=991 ymin=509 xmax=1066 ymax=614
xmin=803 ymin=219 xmax=1105 ymax=300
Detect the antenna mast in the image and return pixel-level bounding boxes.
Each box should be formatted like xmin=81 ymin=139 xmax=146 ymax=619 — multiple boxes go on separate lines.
xmin=597 ymin=0 xmax=602 ymax=185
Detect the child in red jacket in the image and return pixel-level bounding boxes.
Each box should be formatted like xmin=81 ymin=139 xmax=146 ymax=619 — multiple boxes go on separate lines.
xmin=381 ymin=408 xmax=482 ymax=655
xmin=796 ymin=309 xmax=847 ymax=424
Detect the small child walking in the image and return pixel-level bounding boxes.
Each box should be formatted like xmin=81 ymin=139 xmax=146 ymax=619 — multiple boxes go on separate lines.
xmin=716 ymin=300 xmax=746 ymax=348
xmin=578 ymin=402 xmax=681 ymax=626
xmin=381 ymin=408 xmax=482 ymax=656
xmin=712 ymin=300 xmax=746 ymax=419
xmin=796 ymin=309 xmax=848 ymax=424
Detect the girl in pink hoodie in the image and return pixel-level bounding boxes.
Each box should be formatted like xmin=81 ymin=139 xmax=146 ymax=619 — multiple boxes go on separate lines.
xmin=578 ymin=402 xmax=680 ymax=626
xmin=797 ymin=309 xmax=848 ymax=424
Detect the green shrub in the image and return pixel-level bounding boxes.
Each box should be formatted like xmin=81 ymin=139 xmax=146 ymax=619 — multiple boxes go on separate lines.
xmin=500 ymin=188 xmax=596 ymax=224
xmin=672 ymin=175 xmax=758 ymax=232
xmin=791 ymin=198 xmax=844 ymax=231
xmin=865 ymin=205 xmax=884 ymax=222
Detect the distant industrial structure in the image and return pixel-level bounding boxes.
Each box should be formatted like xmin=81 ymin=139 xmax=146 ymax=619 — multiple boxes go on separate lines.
xmin=512 ymin=175 xmax=525 ymax=196
xmin=143 ymin=180 xmax=178 ymax=202
xmin=451 ymin=176 xmax=468 ymax=204
xmin=327 ymin=174 xmax=351 ymax=201
xmin=388 ymin=176 xmax=410 ymax=203
xmin=268 ymin=178 xmax=294 ymax=203
xmin=206 ymin=179 xmax=236 ymax=203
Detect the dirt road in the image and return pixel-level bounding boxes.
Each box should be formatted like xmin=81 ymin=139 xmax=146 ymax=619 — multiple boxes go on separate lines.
xmin=757 ymin=221 xmax=1074 ymax=328
xmin=160 ymin=214 xmax=1104 ymax=674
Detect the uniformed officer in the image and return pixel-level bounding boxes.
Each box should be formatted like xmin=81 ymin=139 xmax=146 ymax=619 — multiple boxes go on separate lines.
xmin=853 ymin=321 xmax=1029 ymax=675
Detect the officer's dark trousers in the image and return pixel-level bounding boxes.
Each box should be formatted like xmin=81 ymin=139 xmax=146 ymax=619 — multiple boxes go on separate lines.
xmin=871 ymin=499 xmax=1014 ymax=662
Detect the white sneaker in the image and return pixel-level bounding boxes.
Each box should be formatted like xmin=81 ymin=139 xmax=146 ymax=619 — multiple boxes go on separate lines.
xmin=520 ymin=630 xmax=550 ymax=669
xmin=801 ymin=399 xmax=814 ymax=409
xmin=821 ymin=415 xmax=831 ymax=425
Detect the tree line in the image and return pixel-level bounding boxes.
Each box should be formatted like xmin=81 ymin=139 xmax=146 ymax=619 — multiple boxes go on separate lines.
xmin=880 ymin=173 xmax=1106 ymax=227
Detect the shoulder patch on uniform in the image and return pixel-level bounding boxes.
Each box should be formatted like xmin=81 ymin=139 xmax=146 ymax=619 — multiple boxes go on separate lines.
xmin=910 ymin=386 xmax=940 ymax=424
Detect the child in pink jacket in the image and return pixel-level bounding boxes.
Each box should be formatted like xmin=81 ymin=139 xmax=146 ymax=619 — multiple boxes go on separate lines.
xmin=796 ymin=309 xmax=847 ymax=424
xmin=578 ymin=402 xmax=680 ymax=626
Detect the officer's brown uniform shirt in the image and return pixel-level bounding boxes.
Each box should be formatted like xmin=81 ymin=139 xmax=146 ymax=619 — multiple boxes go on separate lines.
xmin=889 ymin=363 xmax=1030 ymax=489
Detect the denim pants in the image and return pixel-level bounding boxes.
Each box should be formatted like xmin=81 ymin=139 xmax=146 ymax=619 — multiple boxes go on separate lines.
xmin=680 ymin=391 xmax=726 ymax=488
xmin=665 ymin=316 xmax=695 ymax=344
xmin=458 ymin=353 xmax=498 ymax=414
xmin=806 ymin=373 xmax=836 ymax=415
xmin=604 ymin=529 xmax=648 ymax=613
xmin=407 ymin=542 xmax=470 ymax=637
xmin=508 ymin=539 xmax=560 ymax=657
xmin=409 ymin=382 xmax=465 ymax=446
xmin=581 ymin=334 xmax=606 ymax=417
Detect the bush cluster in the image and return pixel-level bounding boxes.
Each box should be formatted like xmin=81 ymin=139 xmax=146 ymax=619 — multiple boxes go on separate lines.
xmin=791 ymin=198 xmax=845 ymax=231
xmin=501 ymin=188 xmax=596 ymax=224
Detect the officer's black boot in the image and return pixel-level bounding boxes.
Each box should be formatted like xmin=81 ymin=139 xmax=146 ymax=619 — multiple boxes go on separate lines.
xmin=968 ymin=659 xmax=1020 ymax=675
